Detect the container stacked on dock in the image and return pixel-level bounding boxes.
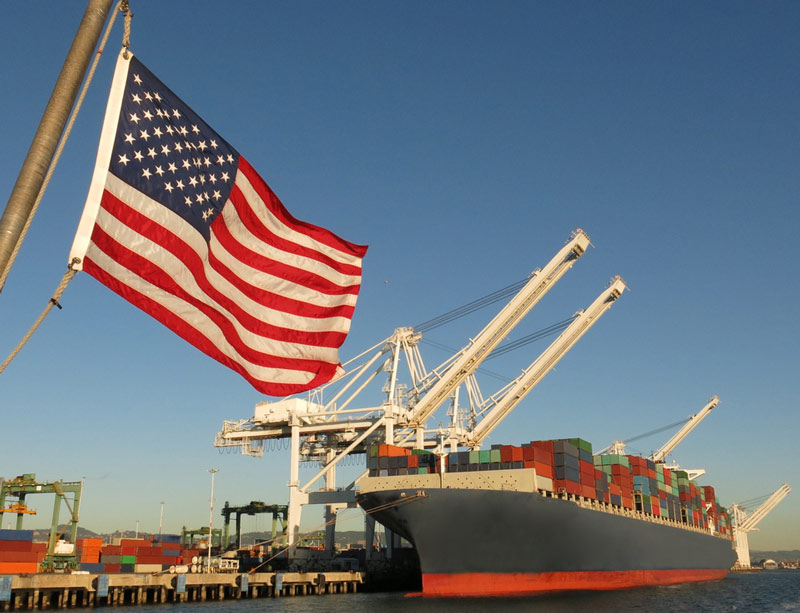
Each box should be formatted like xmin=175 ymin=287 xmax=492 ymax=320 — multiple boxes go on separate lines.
xmin=0 ymin=529 xmax=45 ymax=574
xmin=79 ymin=536 xmax=201 ymax=574
xmin=366 ymin=437 xmax=732 ymax=537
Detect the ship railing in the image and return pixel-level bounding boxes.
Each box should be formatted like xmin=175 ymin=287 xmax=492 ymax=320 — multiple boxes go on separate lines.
xmin=541 ymin=489 xmax=726 ymax=539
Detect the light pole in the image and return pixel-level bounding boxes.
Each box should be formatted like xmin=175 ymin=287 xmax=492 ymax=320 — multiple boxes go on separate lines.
xmin=158 ymin=501 xmax=165 ymax=543
xmin=207 ymin=469 xmax=218 ymax=573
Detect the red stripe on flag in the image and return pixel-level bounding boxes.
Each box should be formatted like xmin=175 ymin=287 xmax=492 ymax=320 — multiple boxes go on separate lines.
xmin=210 ymin=215 xmax=360 ymax=302
xmin=83 ymin=257 xmax=339 ymax=396
xmin=96 ymin=190 xmax=346 ymax=347
xmin=234 ymin=159 xmax=366 ymax=274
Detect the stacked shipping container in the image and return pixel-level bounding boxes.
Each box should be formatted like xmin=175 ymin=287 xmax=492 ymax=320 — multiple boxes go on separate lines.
xmin=80 ymin=536 xmax=201 ymax=573
xmin=0 ymin=529 xmax=45 ymax=574
xmin=368 ymin=437 xmax=732 ymax=536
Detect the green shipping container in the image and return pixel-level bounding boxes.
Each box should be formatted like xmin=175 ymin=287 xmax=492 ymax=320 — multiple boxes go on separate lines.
xmin=120 ymin=555 xmax=136 ymax=564
xmin=479 ymin=450 xmax=491 ymax=463
xmin=469 ymin=450 xmax=481 ymax=464
xmin=568 ymin=438 xmax=593 ymax=454
xmin=490 ymin=449 xmax=501 ymax=463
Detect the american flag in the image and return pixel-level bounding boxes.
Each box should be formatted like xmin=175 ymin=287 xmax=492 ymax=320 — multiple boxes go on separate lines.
xmin=70 ymin=52 xmax=367 ymax=396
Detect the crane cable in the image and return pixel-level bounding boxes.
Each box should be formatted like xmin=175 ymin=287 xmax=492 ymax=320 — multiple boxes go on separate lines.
xmin=0 ymin=1 xmax=128 ymax=377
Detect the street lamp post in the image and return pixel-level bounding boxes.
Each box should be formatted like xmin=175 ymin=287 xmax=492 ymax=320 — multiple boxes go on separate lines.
xmin=207 ymin=469 xmax=218 ymax=573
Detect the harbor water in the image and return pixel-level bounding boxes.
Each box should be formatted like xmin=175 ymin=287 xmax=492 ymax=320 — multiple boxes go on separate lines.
xmin=88 ymin=570 xmax=799 ymax=612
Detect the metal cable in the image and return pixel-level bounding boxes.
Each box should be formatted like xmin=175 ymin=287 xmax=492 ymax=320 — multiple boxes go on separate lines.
xmin=414 ymin=277 xmax=528 ymax=332
xmin=0 ymin=4 xmax=124 ymax=375
xmin=0 ymin=1 xmax=122 ymax=291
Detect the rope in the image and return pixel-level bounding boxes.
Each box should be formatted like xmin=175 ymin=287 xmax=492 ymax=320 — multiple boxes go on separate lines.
xmin=0 ymin=263 xmax=78 ymax=375
xmin=0 ymin=2 xmax=127 ymax=374
xmin=121 ymin=0 xmax=132 ymax=58
xmin=0 ymin=1 xmax=122 ymax=291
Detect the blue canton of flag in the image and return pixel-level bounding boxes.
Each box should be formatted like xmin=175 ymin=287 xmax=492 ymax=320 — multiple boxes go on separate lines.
xmin=112 ymin=57 xmax=238 ymax=241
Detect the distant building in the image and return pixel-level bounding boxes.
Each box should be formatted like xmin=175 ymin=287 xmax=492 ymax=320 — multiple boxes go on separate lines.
xmin=762 ymin=559 xmax=778 ymax=570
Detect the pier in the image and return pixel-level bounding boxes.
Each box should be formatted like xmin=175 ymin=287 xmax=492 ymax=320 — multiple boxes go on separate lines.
xmin=0 ymin=571 xmax=363 ymax=610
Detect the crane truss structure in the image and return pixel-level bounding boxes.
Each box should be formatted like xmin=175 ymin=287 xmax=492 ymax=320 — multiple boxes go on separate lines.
xmin=214 ymin=230 xmax=627 ymax=549
xmin=731 ymin=483 xmax=791 ymax=568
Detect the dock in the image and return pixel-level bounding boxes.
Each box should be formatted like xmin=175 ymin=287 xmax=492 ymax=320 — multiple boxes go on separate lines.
xmin=0 ymin=571 xmax=363 ymax=610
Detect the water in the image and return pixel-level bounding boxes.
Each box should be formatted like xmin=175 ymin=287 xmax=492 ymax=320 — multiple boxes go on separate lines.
xmin=94 ymin=571 xmax=800 ymax=612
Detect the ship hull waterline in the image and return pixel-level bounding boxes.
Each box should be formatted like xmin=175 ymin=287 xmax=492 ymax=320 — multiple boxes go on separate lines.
xmin=358 ymin=486 xmax=736 ymax=597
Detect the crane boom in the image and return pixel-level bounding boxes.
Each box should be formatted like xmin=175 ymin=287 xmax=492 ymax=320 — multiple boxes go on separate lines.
xmin=406 ymin=230 xmax=591 ymax=428
xmin=732 ymin=483 xmax=791 ymax=567
xmin=649 ymin=396 xmax=720 ymax=463
xmin=468 ymin=277 xmax=627 ymax=446
xmin=738 ymin=483 xmax=791 ymax=532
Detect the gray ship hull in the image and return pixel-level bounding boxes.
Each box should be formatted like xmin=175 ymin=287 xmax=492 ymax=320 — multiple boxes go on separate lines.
xmin=357 ymin=483 xmax=736 ymax=596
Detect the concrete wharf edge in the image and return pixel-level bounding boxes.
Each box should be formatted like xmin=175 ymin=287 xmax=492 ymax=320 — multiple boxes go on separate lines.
xmin=0 ymin=571 xmax=364 ymax=610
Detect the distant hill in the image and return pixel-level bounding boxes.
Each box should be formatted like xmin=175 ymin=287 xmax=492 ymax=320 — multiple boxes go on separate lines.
xmin=751 ymin=550 xmax=800 ymax=562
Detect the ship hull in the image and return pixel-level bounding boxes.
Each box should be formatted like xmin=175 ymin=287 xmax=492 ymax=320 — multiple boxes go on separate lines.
xmin=358 ymin=486 xmax=736 ymax=597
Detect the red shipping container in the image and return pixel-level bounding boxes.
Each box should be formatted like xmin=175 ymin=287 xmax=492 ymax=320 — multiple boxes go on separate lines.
xmin=101 ymin=545 xmax=122 ymax=555
xmin=120 ymin=539 xmax=149 ymax=548
xmin=533 ymin=462 xmax=553 ymax=479
xmin=105 ymin=563 xmax=121 ymax=573
xmin=581 ymin=485 xmax=596 ymax=498
xmin=0 ymin=540 xmax=33 ymax=552
xmin=553 ymin=479 xmax=581 ymax=496
xmin=0 ymin=551 xmax=39 ymax=562
xmin=522 ymin=447 xmax=535 ymax=462
xmin=30 ymin=542 xmax=47 ymax=552
xmin=580 ymin=472 xmax=594 ymax=486
xmin=121 ymin=546 xmax=137 ymax=555
xmin=522 ymin=460 xmax=534 ymax=469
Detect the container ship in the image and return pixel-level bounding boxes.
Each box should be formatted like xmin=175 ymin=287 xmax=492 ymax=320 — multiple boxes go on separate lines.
xmin=357 ymin=438 xmax=737 ymax=597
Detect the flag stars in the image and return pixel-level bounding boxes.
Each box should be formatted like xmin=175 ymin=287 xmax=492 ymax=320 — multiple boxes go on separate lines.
xmin=226 ymin=154 xmax=234 ymax=163
xmin=161 ymin=144 xmax=171 ymax=156
xmin=142 ymin=167 xmax=152 ymax=180
xmin=124 ymin=133 xmax=135 ymax=144
xmin=182 ymin=159 xmax=191 ymax=170
xmin=203 ymin=157 xmax=212 ymax=167
xmin=216 ymin=155 xmax=225 ymax=165
xmin=210 ymin=139 xmax=218 ymax=150
xmin=196 ymin=193 xmax=205 ymax=204
xmin=134 ymin=150 xmax=144 ymax=162
xmin=147 ymin=147 xmax=157 ymax=159
xmin=165 ymin=125 xmax=175 ymax=135
xmin=176 ymin=179 xmax=185 ymax=190
xmin=154 ymin=92 xmax=162 ymax=102
xmin=129 ymin=112 xmax=141 ymax=124
xmin=212 ymin=190 xmax=221 ymax=201
xmin=198 ymin=140 xmax=207 ymax=151
xmin=155 ymin=165 xmax=165 ymax=176
xmin=139 ymin=129 xmax=150 ymax=141
xmin=178 ymin=126 xmax=188 ymax=136
xmin=164 ymin=182 xmax=174 ymax=193
xmin=208 ymin=173 xmax=217 ymax=184
xmin=131 ymin=93 xmax=142 ymax=104
xmin=143 ymin=110 xmax=154 ymax=121
xmin=172 ymin=109 xmax=181 ymax=119
xmin=144 ymin=91 xmax=153 ymax=101
xmin=167 ymin=162 xmax=177 ymax=173
xmin=189 ymin=176 xmax=198 ymax=187
xmin=118 ymin=153 xmax=130 ymax=166
xmin=184 ymin=196 xmax=192 ymax=206
xmin=221 ymin=171 xmax=230 ymax=182
xmin=202 ymin=208 xmax=214 ymax=221
xmin=133 ymin=73 xmax=142 ymax=85
xmin=153 ymin=127 xmax=163 ymax=138
xmin=191 ymin=125 xmax=200 ymax=134
xmin=174 ymin=142 xmax=184 ymax=153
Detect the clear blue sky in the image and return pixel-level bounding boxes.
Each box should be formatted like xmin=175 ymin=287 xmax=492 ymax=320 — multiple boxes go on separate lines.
xmin=1 ymin=2 xmax=798 ymax=550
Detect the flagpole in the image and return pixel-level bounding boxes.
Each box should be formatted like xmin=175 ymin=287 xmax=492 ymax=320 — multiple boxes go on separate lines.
xmin=0 ymin=0 xmax=115 ymax=294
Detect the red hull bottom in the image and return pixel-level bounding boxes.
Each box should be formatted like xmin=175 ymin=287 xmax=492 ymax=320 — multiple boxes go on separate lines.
xmin=422 ymin=568 xmax=730 ymax=597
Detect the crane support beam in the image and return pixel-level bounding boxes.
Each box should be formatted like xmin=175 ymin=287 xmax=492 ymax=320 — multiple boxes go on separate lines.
xmin=468 ymin=277 xmax=627 ymax=446
xmin=407 ymin=229 xmax=591 ymax=428
xmin=733 ymin=483 xmax=791 ymax=567
xmin=649 ymin=396 xmax=720 ymax=463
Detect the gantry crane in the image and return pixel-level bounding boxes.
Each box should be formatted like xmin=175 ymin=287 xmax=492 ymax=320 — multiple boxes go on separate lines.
xmin=731 ymin=484 xmax=791 ymax=568
xmin=598 ymin=396 xmax=719 ymax=474
xmin=466 ymin=277 xmax=626 ymax=447
xmin=215 ymin=230 xmax=625 ymax=552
